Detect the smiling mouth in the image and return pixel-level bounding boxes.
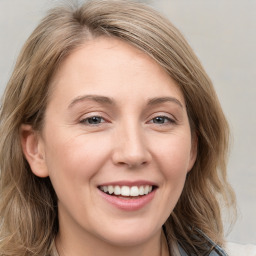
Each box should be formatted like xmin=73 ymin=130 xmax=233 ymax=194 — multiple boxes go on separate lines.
xmin=98 ymin=185 xmax=156 ymax=199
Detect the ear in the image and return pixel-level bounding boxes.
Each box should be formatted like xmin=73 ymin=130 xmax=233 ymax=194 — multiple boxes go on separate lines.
xmin=187 ymin=133 xmax=198 ymax=172
xmin=20 ymin=124 xmax=49 ymax=178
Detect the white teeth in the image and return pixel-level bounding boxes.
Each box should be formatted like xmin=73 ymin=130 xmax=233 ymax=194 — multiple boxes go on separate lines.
xmin=114 ymin=186 xmax=121 ymax=195
xmin=100 ymin=185 xmax=153 ymax=197
xmin=121 ymin=186 xmax=130 ymax=196
xmin=139 ymin=186 xmax=144 ymax=195
xmin=108 ymin=185 xmax=114 ymax=194
xmin=130 ymin=186 xmax=139 ymax=196
xmin=144 ymin=185 xmax=149 ymax=194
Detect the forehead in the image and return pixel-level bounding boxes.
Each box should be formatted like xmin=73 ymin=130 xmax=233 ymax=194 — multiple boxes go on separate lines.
xmin=48 ymin=37 xmax=185 ymax=106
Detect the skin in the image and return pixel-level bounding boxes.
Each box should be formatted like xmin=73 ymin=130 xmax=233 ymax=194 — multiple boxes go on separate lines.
xmin=21 ymin=37 xmax=197 ymax=256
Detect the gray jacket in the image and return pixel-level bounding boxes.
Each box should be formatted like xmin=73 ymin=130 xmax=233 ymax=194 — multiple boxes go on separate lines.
xmin=176 ymin=228 xmax=228 ymax=256
xmin=178 ymin=244 xmax=228 ymax=256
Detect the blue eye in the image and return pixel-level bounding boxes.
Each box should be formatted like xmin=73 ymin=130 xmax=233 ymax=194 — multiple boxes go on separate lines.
xmin=152 ymin=116 xmax=174 ymax=124
xmin=81 ymin=116 xmax=105 ymax=125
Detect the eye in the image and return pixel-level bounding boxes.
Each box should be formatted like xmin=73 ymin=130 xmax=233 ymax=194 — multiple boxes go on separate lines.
xmin=80 ymin=116 xmax=105 ymax=125
xmin=151 ymin=116 xmax=175 ymax=124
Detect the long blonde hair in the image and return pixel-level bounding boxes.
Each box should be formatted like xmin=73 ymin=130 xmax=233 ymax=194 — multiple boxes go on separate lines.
xmin=0 ymin=0 xmax=236 ymax=255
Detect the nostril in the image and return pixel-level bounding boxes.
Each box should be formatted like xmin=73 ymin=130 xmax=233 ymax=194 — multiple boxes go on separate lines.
xmin=126 ymin=160 xmax=148 ymax=169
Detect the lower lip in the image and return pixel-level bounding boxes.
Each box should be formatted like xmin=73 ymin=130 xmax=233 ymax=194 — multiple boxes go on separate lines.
xmin=98 ymin=189 xmax=157 ymax=211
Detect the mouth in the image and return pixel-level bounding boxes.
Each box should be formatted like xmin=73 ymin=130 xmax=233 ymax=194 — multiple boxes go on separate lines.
xmin=98 ymin=184 xmax=157 ymax=199
xmin=97 ymin=181 xmax=158 ymax=210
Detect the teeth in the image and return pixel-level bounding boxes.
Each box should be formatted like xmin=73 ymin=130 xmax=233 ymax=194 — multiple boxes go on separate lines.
xmin=139 ymin=186 xmax=144 ymax=195
xmin=100 ymin=185 xmax=153 ymax=197
xmin=121 ymin=186 xmax=130 ymax=196
xmin=108 ymin=185 xmax=114 ymax=194
xmin=114 ymin=186 xmax=121 ymax=195
xmin=130 ymin=186 xmax=139 ymax=196
xmin=144 ymin=185 xmax=149 ymax=194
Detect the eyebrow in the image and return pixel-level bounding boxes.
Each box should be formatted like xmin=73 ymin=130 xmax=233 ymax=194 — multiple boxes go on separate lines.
xmin=68 ymin=95 xmax=183 ymax=109
xmin=68 ymin=94 xmax=115 ymax=109
xmin=147 ymin=97 xmax=183 ymax=108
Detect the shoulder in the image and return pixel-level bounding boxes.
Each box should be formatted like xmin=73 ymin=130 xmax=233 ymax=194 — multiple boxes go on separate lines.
xmin=225 ymin=242 xmax=256 ymax=256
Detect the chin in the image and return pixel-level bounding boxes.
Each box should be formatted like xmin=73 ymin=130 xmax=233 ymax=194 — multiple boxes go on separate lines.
xmin=95 ymin=222 xmax=161 ymax=247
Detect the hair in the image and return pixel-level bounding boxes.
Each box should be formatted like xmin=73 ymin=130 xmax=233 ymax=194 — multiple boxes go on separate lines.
xmin=0 ymin=0 xmax=236 ymax=255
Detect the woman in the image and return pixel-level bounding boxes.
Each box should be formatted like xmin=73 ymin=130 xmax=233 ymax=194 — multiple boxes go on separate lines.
xmin=0 ymin=0 xmax=236 ymax=255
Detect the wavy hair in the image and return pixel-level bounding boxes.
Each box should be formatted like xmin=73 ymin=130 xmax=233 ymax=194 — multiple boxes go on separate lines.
xmin=0 ymin=0 xmax=236 ymax=255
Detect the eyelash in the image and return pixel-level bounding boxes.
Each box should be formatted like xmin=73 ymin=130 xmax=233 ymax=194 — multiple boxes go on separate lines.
xmin=149 ymin=115 xmax=175 ymax=125
xmin=79 ymin=115 xmax=175 ymax=127
xmin=80 ymin=116 xmax=106 ymax=125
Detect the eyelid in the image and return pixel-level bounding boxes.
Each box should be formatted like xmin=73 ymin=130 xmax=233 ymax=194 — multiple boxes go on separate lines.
xmin=148 ymin=117 xmax=175 ymax=126
xmin=155 ymin=116 xmax=175 ymax=123
xmin=80 ymin=116 xmax=105 ymax=125
xmin=79 ymin=112 xmax=111 ymax=125
xmin=146 ymin=112 xmax=177 ymax=124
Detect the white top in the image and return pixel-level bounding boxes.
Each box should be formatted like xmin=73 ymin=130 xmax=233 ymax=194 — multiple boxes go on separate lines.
xmin=225 ymin=242 xmax=256 ymax=256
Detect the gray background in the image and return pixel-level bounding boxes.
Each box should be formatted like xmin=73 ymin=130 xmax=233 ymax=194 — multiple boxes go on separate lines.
xmin=0 ymin=0 xmax=255 ymax=244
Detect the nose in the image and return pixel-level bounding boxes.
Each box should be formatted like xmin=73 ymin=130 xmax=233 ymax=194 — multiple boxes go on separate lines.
xmin=111 ymin=123 xmax=151 ymax=169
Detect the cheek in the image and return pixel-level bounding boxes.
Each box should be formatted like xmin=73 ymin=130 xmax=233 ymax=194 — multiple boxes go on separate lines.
xmin=153 ymin=134 xmax=193 ymax=174
xmin=149 ymin=135 xmax=191 ymax=222
xmin=44 ymin=132 xmax=111 ymax=187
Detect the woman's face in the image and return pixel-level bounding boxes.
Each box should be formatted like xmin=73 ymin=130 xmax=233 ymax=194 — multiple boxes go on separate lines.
xmin=23 ymin=37 xmax=196 ymax=248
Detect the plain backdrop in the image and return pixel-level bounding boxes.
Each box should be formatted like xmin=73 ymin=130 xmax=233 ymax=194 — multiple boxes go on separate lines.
xmin=0 ymin=0 xmax=255 ymax=244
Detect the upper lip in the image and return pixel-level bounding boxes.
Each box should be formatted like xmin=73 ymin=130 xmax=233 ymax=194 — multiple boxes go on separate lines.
xmin=98 ymin=180 xmax=158 ymax=187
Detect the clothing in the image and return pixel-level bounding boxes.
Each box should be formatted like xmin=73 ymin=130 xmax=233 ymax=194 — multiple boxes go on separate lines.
xmin=176 ymin=241 xmax=256 ymax=256
xmin=165 ymin=227 xmax=228 ymax=256
xmin=175 ymin=229 xmax=228 ymax=256
xmin=225 ymin=242 xmax=256 ymax=256
xmin=177 ymin=243 xmax=227 ymax=256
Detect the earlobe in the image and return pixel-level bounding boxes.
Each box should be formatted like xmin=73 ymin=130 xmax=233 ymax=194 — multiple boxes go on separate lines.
xmin=20 ymin=124 xmax=49 ymax=178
